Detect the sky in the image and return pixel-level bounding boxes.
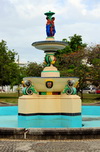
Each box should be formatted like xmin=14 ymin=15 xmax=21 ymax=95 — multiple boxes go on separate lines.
xmin=0 ymin=0 xmax=100 ymax=63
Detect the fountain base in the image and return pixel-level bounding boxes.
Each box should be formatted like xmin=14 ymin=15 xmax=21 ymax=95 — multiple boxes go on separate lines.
xmin=18 ymin=94 xmax=82 ymax=128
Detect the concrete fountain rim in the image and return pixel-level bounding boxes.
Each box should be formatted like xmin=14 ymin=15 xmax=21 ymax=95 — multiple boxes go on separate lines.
xmin=0 ymin=127 xmax=100 ymax=140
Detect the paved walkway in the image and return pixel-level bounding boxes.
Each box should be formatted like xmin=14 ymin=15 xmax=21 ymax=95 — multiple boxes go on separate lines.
xmin=0 ymin=139 xmax=100 ymax=152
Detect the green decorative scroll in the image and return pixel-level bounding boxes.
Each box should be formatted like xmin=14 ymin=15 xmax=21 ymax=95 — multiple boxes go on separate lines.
xmin=45 ymin=54 xmax=56 ymax=66
xmin=62 ymin=80 xmax=77 ymax=95
xmin=22 ymin=80 xmax=38 ymax=95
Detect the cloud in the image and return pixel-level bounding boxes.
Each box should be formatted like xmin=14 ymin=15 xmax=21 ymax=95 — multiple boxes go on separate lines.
xmin=0 ymin=0 xmax=100 ymax=63
xmin=91 ymin=3 xmax=100 ymax=18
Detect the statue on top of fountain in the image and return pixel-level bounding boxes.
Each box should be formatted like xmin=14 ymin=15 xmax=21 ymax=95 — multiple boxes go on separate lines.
xmin=44 ymin=11 xmax=56 ymax=37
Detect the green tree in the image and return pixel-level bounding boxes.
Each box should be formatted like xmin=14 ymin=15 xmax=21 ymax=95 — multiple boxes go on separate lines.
xmin=68 ymin=34 xmax=87 ymax=52
xmin=74 ymin=64 xmax=90 ymax=98
xmin=56 ymin=47 xmax=90 ymax=98
xmin=56 ymin=34 xmax=87 ymax=56
xmin=19 ymin=66 xmax=27 ymax=80
xmin=26 ymin=62 xmax=43 ymax=77
xmin=87 ymin=45 xmax=100 ymax=87
xmin=0 ymin=40 xmax=19 ymax=88
xmin=55 ymin=34 xmax=87 ymax=75
xmin=55 ymin=34 xmax=89 ymax=98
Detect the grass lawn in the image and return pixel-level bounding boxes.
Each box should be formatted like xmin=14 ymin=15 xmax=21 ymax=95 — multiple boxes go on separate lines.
xmin=79 ymin=93 xmax=100 ymax=104
xmin=0 ymin=93 xmax=100 ymax=105
xmin=0 ymin=93 xmax=20 ymax=104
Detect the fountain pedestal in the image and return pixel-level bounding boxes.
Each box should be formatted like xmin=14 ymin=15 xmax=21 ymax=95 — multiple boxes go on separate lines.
xmin=41 ymin=65 xmax=60 ymax=77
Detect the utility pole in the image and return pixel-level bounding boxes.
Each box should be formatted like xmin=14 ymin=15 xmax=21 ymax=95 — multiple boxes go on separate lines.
xmin=17 ymin=55 xmax=20 ymax=97
xmin=18 ymin=55 xmax=19 ymax=65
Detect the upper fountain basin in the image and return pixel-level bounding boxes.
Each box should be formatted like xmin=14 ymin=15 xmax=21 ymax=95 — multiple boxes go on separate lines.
xmin=32 ymin=40 xmax=68 ymax=52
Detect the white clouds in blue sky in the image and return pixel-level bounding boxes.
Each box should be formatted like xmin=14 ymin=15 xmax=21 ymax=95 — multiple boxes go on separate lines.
xmin=0 ymin=0 xmax=100 ymax=63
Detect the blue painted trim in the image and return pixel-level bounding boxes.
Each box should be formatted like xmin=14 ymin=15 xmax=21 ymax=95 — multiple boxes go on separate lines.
xmin=32 ymin=40 xmax=68 ymax=45
xmin=41 ymin=71 xmax=59 ymax=72
xmin=24 ymin=77 xmax=79 ymax=78
xmin=18 ymin=112 xmax=81 ymax=116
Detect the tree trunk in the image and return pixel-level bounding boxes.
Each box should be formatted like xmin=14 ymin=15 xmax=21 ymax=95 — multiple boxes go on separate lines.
xmin=80 ymin=90 xmax=83 ymax=102
xmin=17 ymin=84 xmax=20 ymax=97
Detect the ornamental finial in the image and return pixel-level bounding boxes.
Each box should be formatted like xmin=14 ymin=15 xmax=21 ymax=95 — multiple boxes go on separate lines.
xmin=44 ymin=11 xmax=56 ymax=37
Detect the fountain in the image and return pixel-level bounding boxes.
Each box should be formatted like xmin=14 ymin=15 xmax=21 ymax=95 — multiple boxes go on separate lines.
xmin=0 ymin=11 xmax=100 ymax=140
xmin=18 ymin=11 xmax=82 ymax=128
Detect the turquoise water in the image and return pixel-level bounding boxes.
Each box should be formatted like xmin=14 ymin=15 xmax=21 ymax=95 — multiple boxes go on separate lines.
xmin=18 ymin=115 xmax=82 ymax=128
xmin=82 ymin=106 xmax=100 ymax=128
xmin=0 ymin=106 xmax=100 ymax=128
xmin=0 ymin=106 xmax=18 ymax=128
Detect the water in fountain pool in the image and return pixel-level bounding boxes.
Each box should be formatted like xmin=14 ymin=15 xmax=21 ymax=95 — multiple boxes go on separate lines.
xmin=0 ymin=106 xmax=100 ymax=128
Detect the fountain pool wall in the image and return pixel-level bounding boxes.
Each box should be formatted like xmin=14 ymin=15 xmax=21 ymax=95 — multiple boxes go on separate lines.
xmin=18 ymin=115 xmax=82 ymax=128
xmin=0 ymin=106 xmax=100 ymax=128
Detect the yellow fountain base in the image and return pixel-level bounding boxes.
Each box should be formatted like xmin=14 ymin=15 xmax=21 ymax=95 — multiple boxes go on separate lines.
xmin=18 ymin=94 xmax=81 ymax=115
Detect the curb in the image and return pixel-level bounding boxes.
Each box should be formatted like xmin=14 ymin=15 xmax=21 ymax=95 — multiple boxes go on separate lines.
xmin=0 ymin=128 xmax=100 ymax=140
